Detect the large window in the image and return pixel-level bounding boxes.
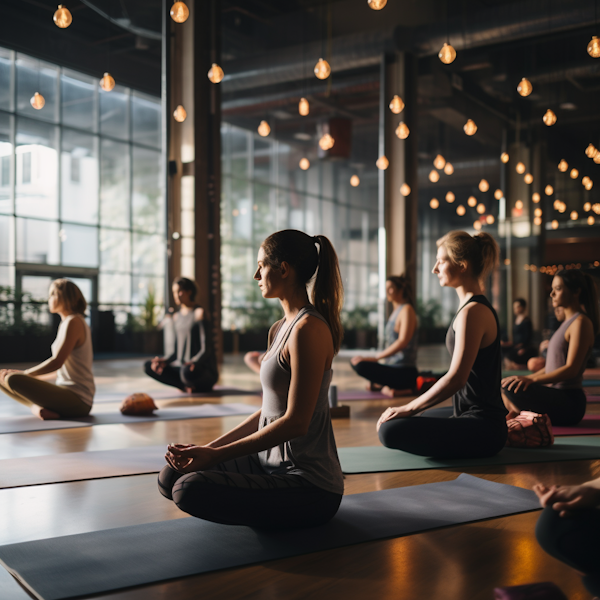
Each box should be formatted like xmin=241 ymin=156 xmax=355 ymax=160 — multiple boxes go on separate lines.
xmin=0 ymin=48 xmax=164 ymax=326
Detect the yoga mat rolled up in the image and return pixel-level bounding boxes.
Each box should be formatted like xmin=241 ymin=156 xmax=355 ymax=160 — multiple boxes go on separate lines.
xmin=0 ymin=474 xmax=539 ymax=600
xmin=339 ymin=436 xmax=600 ymax=474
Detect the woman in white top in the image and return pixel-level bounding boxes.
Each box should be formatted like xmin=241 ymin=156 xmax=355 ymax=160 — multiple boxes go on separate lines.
xmin=0 ymin=279 xmax=95 ymax=419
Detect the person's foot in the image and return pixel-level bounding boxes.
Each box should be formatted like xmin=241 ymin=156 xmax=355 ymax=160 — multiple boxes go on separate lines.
xmin=31 ymin=404 xmax=60 ymax=420
xmin=380 ymin=386 xmax=412 ymax=398
xmin=368 ymin=382 xmax=383 ymax=392
xmin=184 ymin=387 xmax=195 ymax=394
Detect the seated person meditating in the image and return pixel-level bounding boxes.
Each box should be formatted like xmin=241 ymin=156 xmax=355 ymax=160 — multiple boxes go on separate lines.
xmin=377 ymin=231 xmax=508 ymax=459
xmin=527 ymin=306 xmax=565 ymax=373
xmin=144 ymin=277 xmax=218 ymax=393
xmin=534 ymin=474 xmax=600 ymax=597
xmin=502 ymin=269 xmax=598 ymax=426
xmin=0 ymin=279 xmax=95 ymax=420
xmin=502 ymin=298 xmax=537 ymax=370
xmin=350 ymin=274 xmax=418 ymax=396
xmin=158 ymin=230 xmax=345 ymax=529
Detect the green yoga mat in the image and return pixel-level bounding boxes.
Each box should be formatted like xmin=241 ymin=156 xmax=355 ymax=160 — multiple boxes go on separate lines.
xmin=339 ymin=436 xmax=600 ymax=474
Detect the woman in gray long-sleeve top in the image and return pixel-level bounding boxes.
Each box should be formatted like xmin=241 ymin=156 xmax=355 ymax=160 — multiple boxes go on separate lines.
xmin=144 ymin=278 xmax=218 ymax=393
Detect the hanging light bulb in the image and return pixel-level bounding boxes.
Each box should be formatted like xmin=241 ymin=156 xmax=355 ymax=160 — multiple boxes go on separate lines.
xmin=299 ymin=158 xmax=310 ymax=171
xmin=258 ymin=120 xmax=271 ymax=137
xmin=53 ymin=4 xmax=72 ymax=28
xmin=532 ymin=193 xmax=541 ymax=203
xmin=494 ymin=189 xmax=503 ymax=200
xmin=500 ymin=152 xmax=509 ymax=163
xmin=588 ymin=36 xmax=600 ymax=58
xmin=428 ymin=169 xmax=440 ymax=183
xmin=553 ymin=199 xmax=561 ymax=210
xmin=570 ymin=211 xmax=579 ymax=220
xmin=170 ymin=1 xmax=190 ymax=23
xmin=524 ymin=173 xmax=533 ymax=184
xmin=551 ymin=220 xmax=559 ymax=229
xmin=558 ymin=159 xmax=569 ymax=172
xmin=545 ymin=185 xmax=554 ymax=195
xmin=456 ymin=205 xmax=466 ymax=216
xmin=473 ymin=220 xmax=482 ymax=231
xmin=486 ymin=215 xmax=495 ymax=225
xmin=515 ymin=200 xmax=524 ymax=210
xmin=517 ymin=77 xmax=533 ymax=97
xmin=438 ymin=42 xmax=457 ymax=64
xmin=400 ymin=183 xmax=411 ymax=196
xmin=319 ymin=133 xmax=335 ymax=150
xmin=585 ymin=144 xmax=597 ymax=158
xmin=595 ymin=154 xmax=600 ymax=164
xmin=534 ymin=208 xmax=543 ymax=217
xmin=467 ymin=196 xmax=477 ymax=207
xmin=298 ymin=97 xmax=309 ymax=116
xmin=99 ymin=72 xmax=115 ymax=92
xmin=585 ymin=180 xmax=594 ymax=191
xmin=558 ymin=201 xmax=567 ymax=213
xmin=430 ymin=198 xmax=440 ymax=209
xmin=584 ymin=202 xmax=592 ymax=212
xmin=516 ymin=162 xmax=526 ymax=174
xmin=588 ymin=215 xmax=596 ymax=225
xmin=463 ymin=119 xmax=477 ymax=136
xmin=173 ymin=105 xmax=187 ymax=122
xmin=543 ymin=109 xmax=557 ymax=126
xmin=479 ymin=179 xmax=489 ymax=192
xmin=534 ymin=216 xmax=542 ymax=226
xmin=444 ymin=162 xmax=454 ymax=175
xmin=570 ymin=168 xmax=579 ymax=179
xmin=395 ymin=122 xmax=410 ymax=139
xmin=433 ymin=154 xmax=446 ymax=169
xmin=476 ymin=203 xmax=486 ymax=214
xmin=314 ymin=58 xmax=331 ymax=80
xmin=30 ymin=92 xmax=45 ymax=110
xmin=389 ymin=95 xmax=405 ymax=114
xmin=376 ymin=155 xmax=389 ymax=170
xmin=208 ymin=63 xmax=224 ymax=84
xmin=350 ymin=175 xmax=360 ymax=187
xmin=445 ymin=191 xmax=455 ymax=203
xmin=368 ymin=0 xmax=388 ymax=9
xmin=582 ymin=176 xmax=591 ymax=186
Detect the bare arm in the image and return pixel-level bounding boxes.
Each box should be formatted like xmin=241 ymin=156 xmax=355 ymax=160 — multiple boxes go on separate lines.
xmin=376 ymin=304 xmax=417 ymax=360
xmin=24 ymin=317 xmax=85 ymax=377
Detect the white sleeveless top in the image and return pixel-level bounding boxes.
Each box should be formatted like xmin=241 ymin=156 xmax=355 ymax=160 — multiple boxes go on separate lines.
xmin=52 ymin=314 xmax=95 ymax=406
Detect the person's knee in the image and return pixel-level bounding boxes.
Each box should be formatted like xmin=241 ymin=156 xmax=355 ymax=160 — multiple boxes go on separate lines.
xmin=157 ymin=465 xmax=181 ymax=500
xmin=378 ymin=419 xmax=409 ymax=449
xmin=535 ymin=506 xmax=563 ymax=555
xmin=528 ymin=357 xmax=545 ymax=372
xmin=143 ymin=360 xmax=154 ymax=376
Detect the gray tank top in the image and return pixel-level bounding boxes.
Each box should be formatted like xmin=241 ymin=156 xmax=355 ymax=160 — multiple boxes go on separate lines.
xmin=258 ymin=306 xmax=344 ymax=495
xmin=384 ymin=304 xmax=418 ymax=367
xmin=546 ymin=312 xmax=592 ymax=389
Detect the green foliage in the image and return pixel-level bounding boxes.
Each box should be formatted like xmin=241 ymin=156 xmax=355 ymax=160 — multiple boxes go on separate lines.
xmin=227 ymin=301 xmax=283 ymax=331
xmin=416 ymin=298 xmax=443 ymax=329
xmin=0 ymin=285 xmax=50 ymax=335
xmin=140 ymin=285 xmax=158 ymax=330
xmin=341 ymin=306 xmax=377 ymax=331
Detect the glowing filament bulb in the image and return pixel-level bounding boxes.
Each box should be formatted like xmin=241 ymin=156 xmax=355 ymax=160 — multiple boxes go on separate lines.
xmin=350 ymin=175 xmax=360 ymax=187
xmin=428 ymin=169 xmax=440 ymax=183
xmin=534 ymin=217 xmax=542 ymax=226
xmin=376 ymin=156 xmax=389 ymax=170
xmin=545 ymin=185 xmax=554 ymax=195
xmin=400 ymin=183 xmax=411 ymax=196
xmin=319 ymin=133 xmax=335 ymax=150
xmin=299 ymin=158 xmax=310 ymax=171
xmin=257 ymin=121 xmax=271 ymax=137
xmin=173 ymin=105 xmax=187 ymax=122
xmin=500 ymin=152 xmax=509 ymax=163
xmin=570 ymin=211 xmax=578 ymax=220
xmin=395 ymin=122 xmax=410 ymax=139
xmin=445 ymin=191 xmax=455 ymax=203
xmin=515 ymin=200 xmax=524 ymax=210
xmin=430 ymin=198 xmax=439 ymax=209
xmin=494 ymin=189 xmax=503 ymax=200
xmin=582 ymin=176 xmax=591 ymax=186
xmin=517 ymin=77 xmax=533 ymax=97
xmin=588 ymin=215 xmax=596 ymax=225
xmin=524 ymin=173 xmax=533 ymax=184
xmin=479 ymin=179 xmax=489 ymax=192
xmin=389 ymin=95 xmax=404 ymax=114
xmin=570 ymin=168 xmax=579 ymax=179
xmin=368 ymin=0 xmax=387 ymax=9
xmin=438 ymin=42 xmax=457 ymax=65
xmin=463 ymin=119 xmax=477 ymax=136
xmin=588 ymin=36 xmax=600 ymax=58
xmin=433 ymin=154 xmax=446 ymax=169
xmin=314 ymin=58 xmax=331 ymax=80
xmin=595 ymin=154 xmax=600 ymax=164
xmin=585 ymin=180 xmax=593 ymax=191
xmin=467 ymin=196 xmax=477 ymax=207
xmin=543 ymin=109 xmax=557 ymax=126
xmin=558 ymin=159 xmax=568 ymax=172
xmin=473 ymin=220 xmax=482 ymax=231
xmin=486 ymin=215 xmax=495 ymax=224
xmin=476 ymin=203 xmax=486 ymax=214
xmin=532 ymin=193 xmax=540 ymax=203
xmin=516 ymin=162 xmax=526 ymax=174
xmin=444 ymin=162 xmax=454 ymax=175
xmin=53 ymin=4 xmax=72 ymax=28
xmin=170 ymin=1 xmax=190 ymax=23
xmin=208 ymin=63 xmax=224 ymax=84
xmin=585 ymin=144 xmax=597 ymax=158
xmin=551 ymin=220 xmax=559 ymax=229
xmin=100 ymin=72 xmax=115 ymax=91
xmin=534 ymin=208 xmax=542 ymax=217
xmin=456 ymin=205 xmax=466 ymax=216
xmin=30 ymin=92 xmax=45 ymax=110
xmin=298 ymin=97 xmax=309 ymax=116
xmin=584 ymin=202 xmax=591 ymax=212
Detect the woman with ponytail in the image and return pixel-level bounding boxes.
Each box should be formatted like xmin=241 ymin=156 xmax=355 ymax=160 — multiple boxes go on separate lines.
xmin=377 ymin=231 xmax=508 ymax=459
xmin=158 ymin=230 xmax=345 ymax=529
xmin=502 ymin=269 xmax=598 ymax=426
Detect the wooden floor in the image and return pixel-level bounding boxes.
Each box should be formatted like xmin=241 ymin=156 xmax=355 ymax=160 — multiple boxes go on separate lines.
xmin=0 ymin=350 xmax=598 ymax=600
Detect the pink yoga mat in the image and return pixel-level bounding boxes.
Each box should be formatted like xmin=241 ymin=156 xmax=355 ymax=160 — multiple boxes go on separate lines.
xmin=554 ymin=414 xmax=600 ymax=436
xmin=587 ymin=395 xmax=600 ymax=403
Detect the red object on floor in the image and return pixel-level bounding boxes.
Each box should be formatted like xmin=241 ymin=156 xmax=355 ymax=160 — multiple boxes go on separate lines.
xmin=493 ymin=582 xmax=567 ymax=600
xmin=416 ymin=376 xmax=437 ymax=393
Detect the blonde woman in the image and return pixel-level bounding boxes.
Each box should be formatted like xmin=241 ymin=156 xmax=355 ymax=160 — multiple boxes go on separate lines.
xmin=0 ymin=279 xmax=95 ymax=420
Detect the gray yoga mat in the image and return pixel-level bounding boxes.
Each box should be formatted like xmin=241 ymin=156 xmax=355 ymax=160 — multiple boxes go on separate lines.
xmin=339 ymin=436 xmax=600 ymax=474
xmin=0 ymin=403 xmax=255 ymax=434
xmin=0 ymin=445 xmax=168 ymax=489
xmin=0 ymin=474 xmax=539 ymax=600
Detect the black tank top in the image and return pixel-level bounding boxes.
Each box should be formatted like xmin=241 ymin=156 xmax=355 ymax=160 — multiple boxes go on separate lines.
xmin=446 ymin=295 xmax=507 ymax=421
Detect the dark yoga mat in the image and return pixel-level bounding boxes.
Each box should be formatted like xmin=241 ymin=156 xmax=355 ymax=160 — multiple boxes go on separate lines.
xmin=0 ymin=445 xmax=168 ymax=489
xmin=339 ymin=436 xmax=600 ymax=474
xmin=93 ymin=386 xmax=261 ymax=403
xmin=0 ymin=474 xmax=539 ymax=600
xmin=0 ymin=403 xmax=255 ymax=434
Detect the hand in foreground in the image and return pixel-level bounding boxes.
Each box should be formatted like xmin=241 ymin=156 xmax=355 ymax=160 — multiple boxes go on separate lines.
xmin=165 ymin=443 xmax=220 ymax=473
xmin=351 ymin=355 xmax=377 ymax=366
xmin=184 ymin=362 xmax=195 ymax=372
xmin=501 ymin=375 xmax=533 ymax=392
xmin=0 ymin=369 xmax=21 ymax=384
xmin=376 ymin=405 xmax=414 ymax=431
xmin=533 ymin=483 xmax=600 ymax=517
xmin=151 ymin=357 xmax=167 ymax=375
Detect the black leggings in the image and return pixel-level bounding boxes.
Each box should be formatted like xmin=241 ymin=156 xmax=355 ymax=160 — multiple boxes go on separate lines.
xmin=502 ymin=384 xmax=587 ymax=426
xmin=144 ymin=361 xmax=218 ymax=393
xmin=536 ymin=506 xmax=600 ymax=596
xmin=158 ymin=454 xmax=342 ymax=530
xmin=378 ymin=406 xmax=508 ymax=459
xmin=351 ymin=361 xmax=418 ymax=390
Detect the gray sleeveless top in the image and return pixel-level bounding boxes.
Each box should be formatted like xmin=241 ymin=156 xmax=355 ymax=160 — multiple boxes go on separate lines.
xmin=384 ymin=304 xmax=418 ymax=367
xmin=258 ymin=306 xmax=344 ymax=495
xmin=546 ymin=312 xmax=592 ymax=389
